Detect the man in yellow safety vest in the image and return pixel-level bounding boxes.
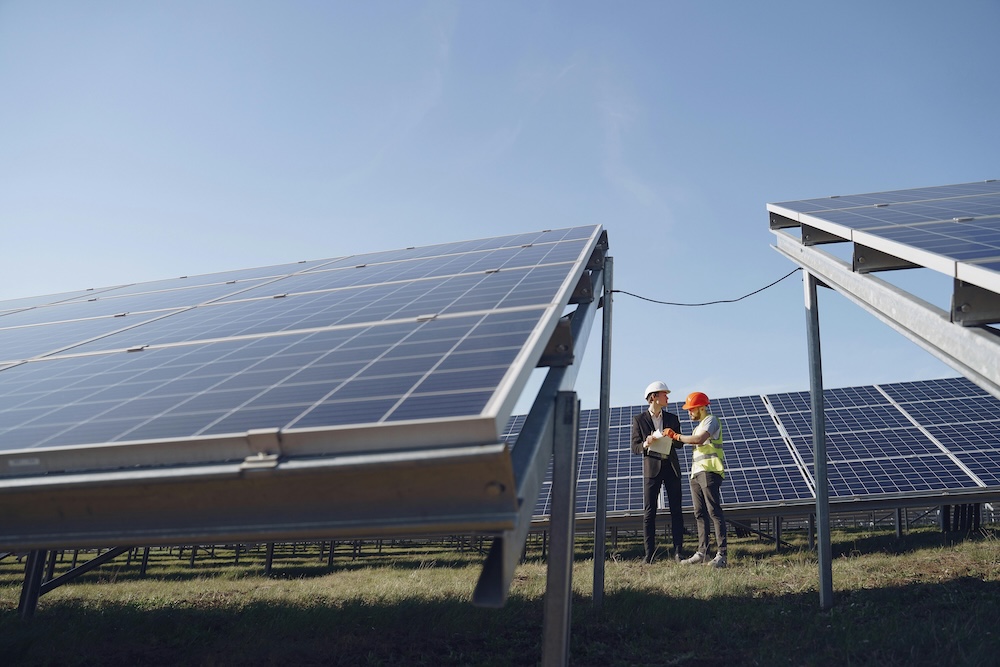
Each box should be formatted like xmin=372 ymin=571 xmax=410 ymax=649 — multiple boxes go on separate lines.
xmin=665 ymin=391 xmax=727 ymax=568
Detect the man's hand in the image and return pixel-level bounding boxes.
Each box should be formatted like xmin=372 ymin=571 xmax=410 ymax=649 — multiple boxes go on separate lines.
xmin=664 ymin=428 xmax=679 ymax=440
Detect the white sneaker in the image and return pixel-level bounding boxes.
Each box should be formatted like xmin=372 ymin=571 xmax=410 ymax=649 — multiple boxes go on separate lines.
xmin=709 ymin=554 xmax=727 ymax=568
xmin=682 ymin=552 xmax=705 ymax=565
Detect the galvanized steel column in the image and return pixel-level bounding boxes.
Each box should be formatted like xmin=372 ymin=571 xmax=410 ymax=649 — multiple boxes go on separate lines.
xmin=805 ymin=272 xmax=833 ymax=610
xmin=542 ymin=391 xmax=580 ymax=666
xmin=593 ymin=256 xmax=613 ymax=609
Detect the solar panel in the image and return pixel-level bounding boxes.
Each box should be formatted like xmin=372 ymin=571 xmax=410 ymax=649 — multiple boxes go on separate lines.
xmin=770 ymin=180 xmax=1000 ymax=221
xmin=723 ymin=467 xmax=814 ymax=504
xmin=955 ymin=451 xmax=1000 ymax=487
xmin=825 ymin=455 xmax=978 ymax=497
xmin=768 ymin=180 xmax=1000 ymax=321
xmin=0 ymin=226 xmax=604 ymax=479
xmin=522 ymin=377 xmax=1000 ymax=521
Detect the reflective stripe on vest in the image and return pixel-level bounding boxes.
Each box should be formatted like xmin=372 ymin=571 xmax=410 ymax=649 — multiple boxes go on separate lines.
xmin=690 ymin=416 xmax=724 ymax=478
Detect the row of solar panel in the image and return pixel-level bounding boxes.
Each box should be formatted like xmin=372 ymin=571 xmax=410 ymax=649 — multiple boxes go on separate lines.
xmin=0 ymin=227 xmax=603 ymax=463
xmin=515 ymin=376 xmax=1000 ymax=518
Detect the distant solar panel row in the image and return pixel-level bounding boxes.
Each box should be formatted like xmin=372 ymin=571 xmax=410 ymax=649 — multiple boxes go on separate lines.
xmin=521 ymin=376 xmax=1000 ymax=519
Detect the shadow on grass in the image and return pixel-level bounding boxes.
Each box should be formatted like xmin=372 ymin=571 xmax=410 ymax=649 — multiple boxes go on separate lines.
xmin=3 ymin=574 xmax=999 ymax=667
xmin=829 ymin=528 xmax=992 ymax=558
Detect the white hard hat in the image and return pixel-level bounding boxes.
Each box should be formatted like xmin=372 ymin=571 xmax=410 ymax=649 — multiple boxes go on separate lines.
xmin=644 ymin=381 xmax=671 ymax=400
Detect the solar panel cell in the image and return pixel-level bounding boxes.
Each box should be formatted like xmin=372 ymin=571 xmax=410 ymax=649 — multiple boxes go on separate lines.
xmin=923 ymin=424 xmax=1000 ymax=453
xmin=956 ymin=451 xmax=1000 ymax=486
xmin=723 ymin=467 xmax=813 ymax=503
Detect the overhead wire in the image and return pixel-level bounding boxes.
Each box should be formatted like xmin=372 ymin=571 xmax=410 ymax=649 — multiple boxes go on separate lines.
xmin=611 ymin=268 xmax=802 ymax=307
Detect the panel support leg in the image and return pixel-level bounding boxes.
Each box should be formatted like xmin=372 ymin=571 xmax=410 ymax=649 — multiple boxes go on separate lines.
xmin=18 ymin=550 xmax=47 ymax=620
xmin=265 ymin=543 xmax=275 ymax=575
xmin=542 ymin=391 xmax=579 ymax=667
xmin=593 ymin=256 xmax=613 ymax=610
xmin=805 ymin=272 xmax=833 ymax=610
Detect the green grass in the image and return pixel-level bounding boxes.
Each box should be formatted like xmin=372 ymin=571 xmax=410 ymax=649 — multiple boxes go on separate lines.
xmin=2 ymin=527 xmax=999 ymax=666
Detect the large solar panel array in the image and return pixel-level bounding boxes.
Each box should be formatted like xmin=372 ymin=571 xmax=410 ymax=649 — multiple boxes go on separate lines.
xmin=768 ymin=180 xmax=1000 ymax=318
xmin=0 ymin=226 xmax=605 ymax=480
xmin=516 ymin=376 xmax=1000 ymax=520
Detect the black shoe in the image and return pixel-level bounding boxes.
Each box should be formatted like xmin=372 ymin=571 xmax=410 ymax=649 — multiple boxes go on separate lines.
xmin=643 ymin=554 xmax=654 ymax=564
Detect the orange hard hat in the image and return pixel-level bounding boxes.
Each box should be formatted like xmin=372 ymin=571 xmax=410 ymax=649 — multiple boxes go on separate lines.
xmin=682 ymin=391 xmax=710 ymax=410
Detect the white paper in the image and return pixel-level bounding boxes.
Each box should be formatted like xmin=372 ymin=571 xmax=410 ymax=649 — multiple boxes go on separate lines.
xmin=647 ymin=431 xmax=672 ymax=457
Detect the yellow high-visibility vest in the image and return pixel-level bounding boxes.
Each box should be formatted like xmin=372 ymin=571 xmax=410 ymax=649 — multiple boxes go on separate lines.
xmin=690 ymin=415 xmax=724 ymax=478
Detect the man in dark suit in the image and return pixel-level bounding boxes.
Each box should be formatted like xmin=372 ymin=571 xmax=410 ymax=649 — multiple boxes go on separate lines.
xmin=630 ymin=381 xmax=685 ymax=563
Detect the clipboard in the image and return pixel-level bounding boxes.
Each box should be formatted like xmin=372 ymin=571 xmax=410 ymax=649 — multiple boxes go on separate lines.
xmin=647 ymin=430 xmax=673 ymax=459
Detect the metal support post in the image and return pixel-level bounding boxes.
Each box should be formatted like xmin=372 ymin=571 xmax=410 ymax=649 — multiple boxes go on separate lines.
xmin=542 ymin=391 xmax=580 ymax=667
xmin=265 ymin=542 xmax=275 ymax=575
xmin=805 ymin=272 xmax=833 ymax=610
xmin=593 ymin=256 xmax=613 ymax=609
xmin=18 ymin=550 xmax=48 ymax=619
xmin=44 ymin=550 xmax=57 ymax=582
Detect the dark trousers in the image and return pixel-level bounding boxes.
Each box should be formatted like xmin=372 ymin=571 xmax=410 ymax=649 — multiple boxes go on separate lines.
xmin=690 ymin=471 xmax=727 ymax=558
xmin=643 ymin=470 xmax=684 ymax=560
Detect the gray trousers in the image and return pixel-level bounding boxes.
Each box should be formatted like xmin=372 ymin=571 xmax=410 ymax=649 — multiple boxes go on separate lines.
xmin=690 ymin=471 xmax=727 ymax=557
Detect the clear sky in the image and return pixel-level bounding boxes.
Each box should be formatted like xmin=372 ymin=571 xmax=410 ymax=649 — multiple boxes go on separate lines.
xmin=2 ymin=1 xmax=998 ymax=412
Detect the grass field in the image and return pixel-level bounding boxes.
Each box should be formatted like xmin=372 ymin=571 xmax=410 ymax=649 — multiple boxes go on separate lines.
xmin=2 ymin=526 xmax=999 ymax=666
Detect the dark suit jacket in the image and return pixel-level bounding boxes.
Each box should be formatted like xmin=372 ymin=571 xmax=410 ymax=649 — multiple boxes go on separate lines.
xmin=631 ymin=408 xmax=683 ymax=479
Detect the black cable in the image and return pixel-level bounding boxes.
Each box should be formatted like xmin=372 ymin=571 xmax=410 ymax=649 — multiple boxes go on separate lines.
xmin=612 ymin=268 xmax=801 ymax=307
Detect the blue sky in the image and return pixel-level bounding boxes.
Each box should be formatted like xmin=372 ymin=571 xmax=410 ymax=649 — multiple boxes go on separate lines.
xmin=1 ymin=1 xmax=998 ymax=412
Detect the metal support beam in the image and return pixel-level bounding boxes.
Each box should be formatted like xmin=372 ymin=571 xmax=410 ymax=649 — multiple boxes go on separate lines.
xmin=593 ymin=256 xmax=613 ymax=610
xmin=542 ymin=391 xmax=579 ymax=667
xmin=802 ymin=224 xmax=846 ymax=246
xmin=17 ymin=550 xmax=47 ymax=619
xmin=37 ymin=546 xmax=132 ymax=597
xmin=264 ymin=543 xmax=275 ymax=575
xmin=727 ymin=519 xmax=794 ymax=550
xmin=805 ymin=272 xmax=834 ymax=610
xmin=952 ymin=279 xmax=1000 ymax=326
xmin=853 ymin=244 xmax=919 ymax=273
